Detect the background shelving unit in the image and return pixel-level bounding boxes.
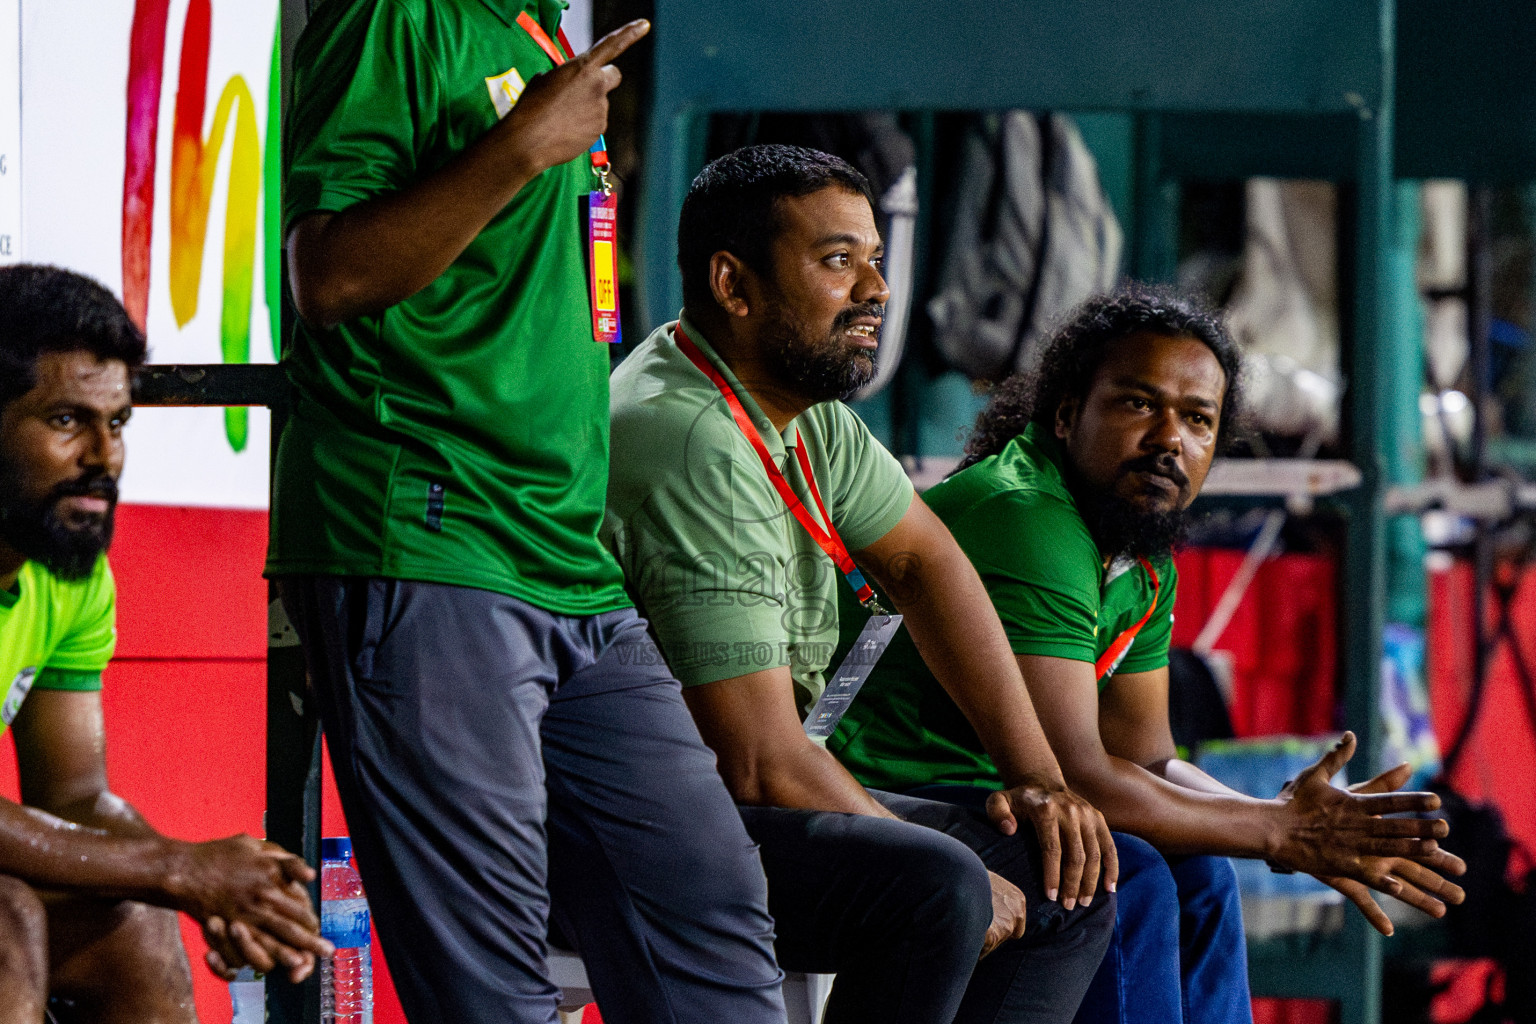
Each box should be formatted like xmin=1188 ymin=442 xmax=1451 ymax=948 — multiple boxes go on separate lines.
xmin=636 ymin=3 xmax=1535 ymax=1022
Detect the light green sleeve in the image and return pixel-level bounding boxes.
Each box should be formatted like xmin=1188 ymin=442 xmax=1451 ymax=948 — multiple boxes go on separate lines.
xmin=1118 ymin=559 xmax=1179 ymax=675
xmin=821 ymin=403 xmax=914 ymax=551
xmin=36 ymin=558 xmax=115 ymax=690
xmin=950 ymin=492 xmax=1103 ymax=663
xmin=284 ymin=0 xmax=443 ymax=231
xmin=608 ymin=411 xmax=799 ymax=687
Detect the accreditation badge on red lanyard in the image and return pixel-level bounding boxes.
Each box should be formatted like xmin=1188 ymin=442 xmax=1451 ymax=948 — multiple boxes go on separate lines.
xmin=516 ymin=13 xmax=622 ymax=344
xmin=673 ymin=325 xmax=903 ymax=739
xmin=1095 ymin=557 xmax=1161 ymax=681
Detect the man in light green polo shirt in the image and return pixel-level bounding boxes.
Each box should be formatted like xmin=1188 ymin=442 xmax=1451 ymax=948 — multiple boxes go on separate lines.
xmin=0 ymin=265 xmax=329 ymax=1021
xmin=276 ymin=5 xmax=784 ymax=1023
xmin=606 ymin=145 xmax=1119 ymax=1024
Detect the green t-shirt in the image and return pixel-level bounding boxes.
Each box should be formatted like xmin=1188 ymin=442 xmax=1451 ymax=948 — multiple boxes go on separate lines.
xmin=831 ymin=421 xmax=1176 ymax=790
xmin=604 ymin=321 xmax=915 ymax=711
xmin=268 ymin=0 xmax=630 ymax=616
xmin=0 ymin=557 xmax=115 ymax=736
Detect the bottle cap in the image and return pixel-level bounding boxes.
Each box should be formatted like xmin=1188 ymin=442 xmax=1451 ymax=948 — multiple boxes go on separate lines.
xmin=321 ymin=836 xmax=353 ymax=862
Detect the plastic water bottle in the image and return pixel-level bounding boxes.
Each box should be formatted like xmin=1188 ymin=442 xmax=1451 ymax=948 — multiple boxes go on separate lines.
xmin=228 ymin=966 xmax=264 ymax=1024
xmin=320 ymin=837 xmax=373 ymax=1024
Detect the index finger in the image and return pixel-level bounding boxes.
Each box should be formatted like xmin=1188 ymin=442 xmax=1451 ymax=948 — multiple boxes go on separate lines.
xmin=1077 ymin=821 xmax=1101 ymax=906
xmin=1033 ymin=813 xmax=1063 ymax=902
xmin=1348 ymin=762 xmax=1412 ymax=795
xmin=579 ymin=19 xmax=650 ymax=68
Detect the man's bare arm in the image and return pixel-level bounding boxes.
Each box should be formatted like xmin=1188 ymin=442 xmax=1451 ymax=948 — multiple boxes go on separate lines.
xmin=683 ymin=667 xmax=894 ymax=818
xmin=288 ymin=19 xmax=649 ymax=327
xmin=9 ymin=688 xmax=331 ymax=980
xmin=1026 ymin=656 xmax=1465 ymax=931
xmin=1097 ymin=662 xmax=1245 ymax=798
xmin=855 ymin=496 xmax=1117 ymax=907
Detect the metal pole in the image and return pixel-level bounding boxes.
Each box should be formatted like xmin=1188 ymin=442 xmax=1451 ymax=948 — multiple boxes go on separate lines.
xmin=1333 ymin=3 xmax=1396 ymax=1022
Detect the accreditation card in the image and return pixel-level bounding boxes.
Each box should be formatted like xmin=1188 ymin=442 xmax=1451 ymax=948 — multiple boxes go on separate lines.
xmin=588 ymin=190 xmax=621 ymax=344
xmin=803 ymin=613 xmax=904 ymax=740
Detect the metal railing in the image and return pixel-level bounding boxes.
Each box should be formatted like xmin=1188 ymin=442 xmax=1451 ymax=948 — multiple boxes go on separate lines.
xmin=137 ymin=363 xmax=318 ymax=1024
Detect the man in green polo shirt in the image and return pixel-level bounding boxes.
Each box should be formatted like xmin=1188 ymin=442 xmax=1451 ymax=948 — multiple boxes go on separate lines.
xmin=833 ymin=288 xmax=1468 ymax=1024
xmin=0 ymin=265 xmax=330 ymax=1021
xmin=275 ymin=5 xmax=783 ymax=1023
xmin=606 ymin=145 xmax=1120 ymax=1024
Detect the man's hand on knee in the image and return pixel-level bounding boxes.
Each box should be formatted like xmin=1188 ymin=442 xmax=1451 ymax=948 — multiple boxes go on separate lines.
xmin=986 ymin=778 xmax=1118 ymax=911
xmin=165 ymin=835 xmax=332 ymax=983
xmin=980 ymin=871 xmax=1027 ymax=959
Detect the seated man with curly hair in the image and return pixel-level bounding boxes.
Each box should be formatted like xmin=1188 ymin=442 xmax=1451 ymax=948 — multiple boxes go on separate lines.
xmin=831 ymin=287 xmax=1468 ymax=1024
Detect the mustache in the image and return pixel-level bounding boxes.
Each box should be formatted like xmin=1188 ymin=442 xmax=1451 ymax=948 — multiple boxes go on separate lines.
xmin=832 ymin=303 xmax=886 ymax=333
xmin=1120 ymin=453 xmax=1188 ymax=489
xmin=52 ymin=473 xmax=119 ymax=504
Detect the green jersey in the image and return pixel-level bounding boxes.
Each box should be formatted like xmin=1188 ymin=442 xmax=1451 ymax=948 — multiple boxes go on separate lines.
xmin=604 ymin=321 xmax=914 ymax=712
xmin=269 ymin=0 xmax=630 ymax=616
xmin=0 ymin=557 xmax=115 ymax=736
xmin=831 ymin=421 xmax=1176 ymax=790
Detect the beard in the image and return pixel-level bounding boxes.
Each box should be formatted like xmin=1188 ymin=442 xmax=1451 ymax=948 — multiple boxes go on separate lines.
xmin=759 ymin=297 xmax=881 ymax=403
xmin=0 ymin=455 xmax=117 ymax=581
xmin=1066 ymin=453 xmax=1189 ymax=561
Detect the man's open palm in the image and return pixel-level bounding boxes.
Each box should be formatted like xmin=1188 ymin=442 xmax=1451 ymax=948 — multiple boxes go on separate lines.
xmin=1271 ymin=733 xmax=1466 ymax=934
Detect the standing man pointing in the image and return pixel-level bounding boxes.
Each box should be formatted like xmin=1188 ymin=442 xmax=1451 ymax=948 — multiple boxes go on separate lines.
xmin=275 ymin=5 xmax=784 ymax=1023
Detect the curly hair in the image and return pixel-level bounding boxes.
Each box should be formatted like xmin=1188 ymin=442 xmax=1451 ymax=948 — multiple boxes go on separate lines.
xmin=0 ymin=264 xmax=145 ymax=416
xmin=960 ymin=285 xmax=1243 ymax=469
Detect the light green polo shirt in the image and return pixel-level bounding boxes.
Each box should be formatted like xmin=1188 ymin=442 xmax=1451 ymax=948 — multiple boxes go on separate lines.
xmin=604 ymin=320 xmax=914 ymax=712
xmin=270 ymin=0 xmax=630 ymax=616
xmin=831 ymin=421 xmax=1176 ymax=791
xmin=0 ymin=557 xmax=115 ymax=736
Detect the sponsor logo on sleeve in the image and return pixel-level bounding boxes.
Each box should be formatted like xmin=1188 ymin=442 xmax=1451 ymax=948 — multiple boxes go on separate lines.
xmin=2 ymin=666 xmax=38 ymax=727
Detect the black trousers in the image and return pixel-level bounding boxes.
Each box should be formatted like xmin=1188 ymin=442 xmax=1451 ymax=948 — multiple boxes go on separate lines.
xmin=739 ymin=790 xmax=1115 ymax=1024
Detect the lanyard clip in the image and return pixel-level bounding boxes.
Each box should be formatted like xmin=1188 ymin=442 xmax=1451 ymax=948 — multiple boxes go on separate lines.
xmin=590 ymin=137 xmax=612 ymax=196
xmin=861 ymin=594 xmax=891 ymax=618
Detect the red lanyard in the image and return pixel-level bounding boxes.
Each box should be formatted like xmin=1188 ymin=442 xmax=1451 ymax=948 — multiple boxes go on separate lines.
xmin=674 ymin=324 xmax=881 ymax=611
xmin=1094 ymin=558 xmax=1160 ymax=680
xmin=514 ymin=12 xmax=610 ymax=173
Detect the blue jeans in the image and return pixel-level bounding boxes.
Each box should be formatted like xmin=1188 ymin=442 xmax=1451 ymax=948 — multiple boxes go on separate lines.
xmin=1072 ymin=834 xmax=1251 ymax=1024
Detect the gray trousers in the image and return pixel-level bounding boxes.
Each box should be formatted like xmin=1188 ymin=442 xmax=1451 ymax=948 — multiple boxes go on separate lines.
xmin=279 ymin=577 xmax=786 ymax=1024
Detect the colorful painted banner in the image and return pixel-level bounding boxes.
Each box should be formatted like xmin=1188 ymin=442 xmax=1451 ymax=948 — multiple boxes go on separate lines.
xmin=123 ymin=0 xmax=280 ymax=452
